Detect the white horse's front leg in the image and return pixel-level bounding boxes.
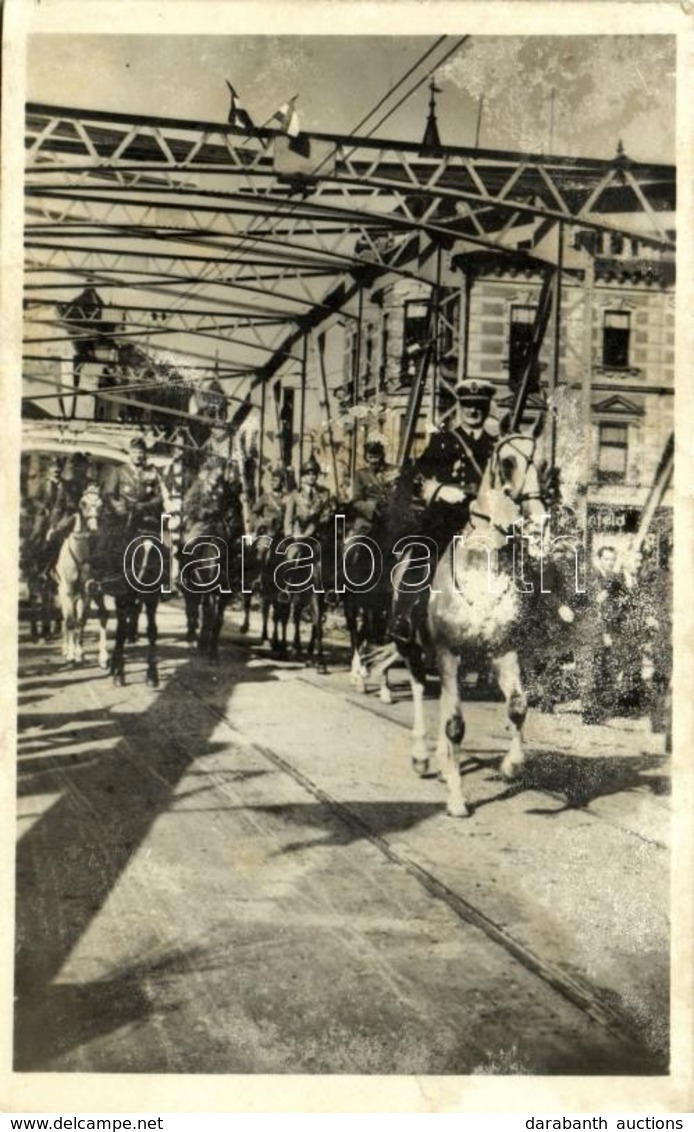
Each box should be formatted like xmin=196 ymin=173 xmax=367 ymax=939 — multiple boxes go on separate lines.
xmin=405 ymin=645 xmax=429 ymax=772
xmin=494 ymin=649 xmax=528 ymax=782
xmin=73 ymin=596 xmax=86 ymax=664
xmin=350 ymin=648 xmax=367 ymax=692
xmin=379 ymin=668 xmax=393 ymax=704
xmin=436 ymin=648 xmax=469 ymax=817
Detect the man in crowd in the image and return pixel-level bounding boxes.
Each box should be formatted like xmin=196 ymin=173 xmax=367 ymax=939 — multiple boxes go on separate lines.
xmin=575 ymin=543 xmax=630 ymax=724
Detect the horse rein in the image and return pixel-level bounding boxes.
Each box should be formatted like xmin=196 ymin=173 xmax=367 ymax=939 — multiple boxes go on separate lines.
xmin=467 ymin=433 xmax=542 ymax=536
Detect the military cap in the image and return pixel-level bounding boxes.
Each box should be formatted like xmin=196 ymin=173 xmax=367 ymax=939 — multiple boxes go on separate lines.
xmin=454 ymin=378 xmax=496 ymax=406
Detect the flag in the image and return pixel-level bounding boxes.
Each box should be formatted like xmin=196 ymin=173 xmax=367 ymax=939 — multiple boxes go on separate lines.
xmin=272 ymin=95 xmax=300 ymax=138
xmin=225 ymin=81 xmax=256 ymax=133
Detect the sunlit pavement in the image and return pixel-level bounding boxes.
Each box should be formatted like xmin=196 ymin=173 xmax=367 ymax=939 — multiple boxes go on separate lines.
xmin=14 ymin=601 xmax=669 ymax=1074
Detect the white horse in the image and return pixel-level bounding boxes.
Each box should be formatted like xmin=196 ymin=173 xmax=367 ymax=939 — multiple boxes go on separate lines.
xmin=402 ymin=433 xmax=547 ymax=817
xmin=55 ymin=484 xmax=109 ymax=667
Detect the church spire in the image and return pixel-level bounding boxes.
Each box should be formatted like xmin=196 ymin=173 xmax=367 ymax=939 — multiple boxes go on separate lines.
xmin=422 ymin=78 xmax=443 ymax=153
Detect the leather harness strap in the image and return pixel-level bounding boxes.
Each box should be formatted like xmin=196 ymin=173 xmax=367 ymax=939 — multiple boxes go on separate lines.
xmin=450 ymin=427 xmax=486 ymax=483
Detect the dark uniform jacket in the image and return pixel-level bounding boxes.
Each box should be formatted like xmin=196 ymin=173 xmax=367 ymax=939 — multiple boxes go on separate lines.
xmin=284 ymin=485 xmax=332 ymax=539
xmin=415 ymin=424 xmax=497 ymax=550
xmin=48 ymin=476 xmax=88 ymax=537
xmin=417 ymin=425 xmax=496 ymax=494
xmin=105 ymin=461 xmax=163 ymax=532
xmin=182 ymin=478 xmax=243 ymax=541
xmin=350 ymin=463 xmax=398 ymax=535
xmin=252 ymin=489 xmax=287 ymax=538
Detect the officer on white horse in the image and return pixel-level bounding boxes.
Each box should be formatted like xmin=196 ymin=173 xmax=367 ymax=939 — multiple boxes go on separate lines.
xmin=391 ymin=378 xmax=498 ymax=645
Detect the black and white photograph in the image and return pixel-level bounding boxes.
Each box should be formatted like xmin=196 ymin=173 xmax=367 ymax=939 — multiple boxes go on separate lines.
xmin=1 ymin=0 xmax=692 ymax=1113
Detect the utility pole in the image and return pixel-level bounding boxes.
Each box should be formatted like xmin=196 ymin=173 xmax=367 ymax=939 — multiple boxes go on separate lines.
xmin=350 ymin=288 xmax=364 ymax=488
xmin=580 ymin=251 xmax=595 ymax=537
xmin=429 ymin=244 xmax=442 ymax=426
xmin=548 ymin=221 xmax=564 ymax=470
xmin=299 ymin=332 xmax=307 ymax=472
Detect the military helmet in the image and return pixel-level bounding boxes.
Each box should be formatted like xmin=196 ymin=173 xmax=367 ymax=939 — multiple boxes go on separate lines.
xmin=301 ymin=453 xmax=321 ymax=476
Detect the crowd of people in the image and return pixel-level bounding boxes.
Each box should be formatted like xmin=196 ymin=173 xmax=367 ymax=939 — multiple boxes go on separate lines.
xmin=19 ymin=375 xmax=671 ymax=731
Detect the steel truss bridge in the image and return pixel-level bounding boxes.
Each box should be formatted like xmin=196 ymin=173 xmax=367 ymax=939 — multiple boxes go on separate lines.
xmin=23 ymin=101 xmax=676 ymax=473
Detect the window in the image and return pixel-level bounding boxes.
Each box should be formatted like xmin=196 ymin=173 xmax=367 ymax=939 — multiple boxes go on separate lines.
xmin=401 ymin=300 xmax=429 ymax=384
xmin=609 ymin=232 xmax=624 ymax=256
xmin=597 ymin=422 xmax=628 ymax=483
xmin=602 ymin=310 xmax=631 ymax=369
xmin=509 ymin=305 xmax=540 ymax=393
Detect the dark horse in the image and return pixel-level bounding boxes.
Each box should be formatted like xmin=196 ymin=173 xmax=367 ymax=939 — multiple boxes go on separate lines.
xmin=180 ymin=515 xmax=243 ymax=662
xmin=341 ymin=476 xmax=420 ymax=700
xmin=20 ymin=498 xmax=62 ymax=643
xmin=85 ymin=497 xmax=166 ymax=687
xmin=240 ymin=534 xmax=291 ymax=652
xmin=273 ymin=519 xmax=337 ymax=672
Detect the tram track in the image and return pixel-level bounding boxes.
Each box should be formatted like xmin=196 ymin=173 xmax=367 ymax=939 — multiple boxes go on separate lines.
xmin=171 ymin=655 xmax=658 ymax=1058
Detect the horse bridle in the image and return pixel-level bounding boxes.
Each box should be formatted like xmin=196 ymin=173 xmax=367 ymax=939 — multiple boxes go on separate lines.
xmin=487 ymin=434 xmax=544 ymax=505
xmin=468 ymin=434 xmax=543 ymax=536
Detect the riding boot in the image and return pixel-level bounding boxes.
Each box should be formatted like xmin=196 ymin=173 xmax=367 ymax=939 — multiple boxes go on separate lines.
xmin=390 ymin=588 xmax=425 ymax=647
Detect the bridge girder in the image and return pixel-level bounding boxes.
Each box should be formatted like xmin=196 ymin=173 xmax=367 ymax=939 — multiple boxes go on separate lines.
xmin=24 ymin=101 xmax=676 ymax=413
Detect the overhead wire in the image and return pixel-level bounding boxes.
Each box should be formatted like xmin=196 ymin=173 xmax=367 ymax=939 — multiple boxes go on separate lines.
xmin=26 ymin=36 xmax=471 ymax=414
xmin=69 ymin=36 xmax=466 ymax=328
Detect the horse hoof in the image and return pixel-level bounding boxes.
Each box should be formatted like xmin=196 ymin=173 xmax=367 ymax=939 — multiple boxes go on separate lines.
xmin=113 ymin=674 xmax=125 ymax=687
xmin=239 ymin=624 xmax=249 ymax=635
xmin=146 ymin=672 xmax=159 ymax=688
xmin=447 ymin=800 xmax=472 ymax=819
xmin=413 ymin=758 xmax=430 ymax=778
xmin=379 ymin=687 xmax=393 ymax=705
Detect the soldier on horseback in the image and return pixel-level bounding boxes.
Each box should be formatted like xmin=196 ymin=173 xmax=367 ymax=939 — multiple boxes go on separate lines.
xmin=284 ymin=453 xmax=332 ymax=541
xmin=43 ymin=452 xmax=90 ymax=576
xmin=252 ymin=466 xmax=288 ymax=539
xmin=349 ymin=439 xmax=398 ymax=538
xmin=103 ymin=435 xmax=164 ymax=534
xmin=180 ymin=456 xmax=245 ymax=653
xmin=181 ymin=455 xmax=243 ymax=543
xmin=390 ymin=378 xmax=498 ymax=645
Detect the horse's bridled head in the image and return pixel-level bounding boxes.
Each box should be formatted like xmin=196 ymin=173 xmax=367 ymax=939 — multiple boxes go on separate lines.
xmin=80 ymin=486 xmax=104 ymax=527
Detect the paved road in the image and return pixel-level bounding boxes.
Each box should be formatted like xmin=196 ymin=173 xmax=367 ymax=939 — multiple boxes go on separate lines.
xmin=14 ymin=602 xmax=669 ymax=1074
